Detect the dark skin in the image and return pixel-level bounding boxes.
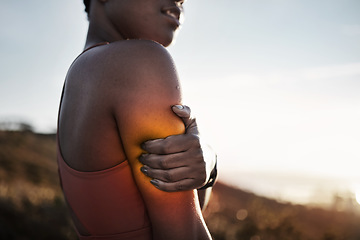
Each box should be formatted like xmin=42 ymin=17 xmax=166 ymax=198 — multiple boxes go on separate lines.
xmin=85 ymin=0 xmax=216 ymax=204
xmin=141 ymin=105 xmax=215 ymax=209
xmin=59 ymin=0 xmax=215 ymax=239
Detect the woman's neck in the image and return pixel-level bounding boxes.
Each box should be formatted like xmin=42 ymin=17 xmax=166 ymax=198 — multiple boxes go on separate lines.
xmin=84 ymin=3 xmax=124 ymax=50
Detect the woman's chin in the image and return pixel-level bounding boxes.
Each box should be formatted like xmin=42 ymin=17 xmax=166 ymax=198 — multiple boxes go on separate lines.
xmin=155 ymin=32 xmax=177 ymax=47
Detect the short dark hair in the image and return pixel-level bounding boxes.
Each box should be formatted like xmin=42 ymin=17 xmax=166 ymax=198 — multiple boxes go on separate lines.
xmin=84 ymin=0 xmax=90 ymax=14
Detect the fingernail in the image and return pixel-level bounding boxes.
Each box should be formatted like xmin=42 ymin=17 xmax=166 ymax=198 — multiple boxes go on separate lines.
xmin=143 ymin=139 xmax=163 ymax=147
xmin=173 ymin=105 xmax=184 ymax=110
xmin=150 ymin=179 xmax=160 ymax=188
xmin=149 ymin=139 xmax=163 ymax=143
xmin=140 ymin=166 xmax=148 ymax=176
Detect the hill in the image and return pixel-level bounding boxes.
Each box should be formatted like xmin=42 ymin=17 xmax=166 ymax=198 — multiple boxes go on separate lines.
xmin=206 ymin=183 xmax=360 ymax=240
xmin=0 ymin=130 xmax=76 ymax=240
xmin=0 ymin=130 xmax=359 ymax=240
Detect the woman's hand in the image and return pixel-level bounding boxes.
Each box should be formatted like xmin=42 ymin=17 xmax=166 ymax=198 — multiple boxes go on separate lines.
xmin=139 ymin=105 xmax=216 ymax=192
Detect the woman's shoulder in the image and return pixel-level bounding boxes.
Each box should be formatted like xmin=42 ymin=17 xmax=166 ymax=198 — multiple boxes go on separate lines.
xmin=73 ymin=40 xmax=177 ymax=84
xmin=83 ymin=40 xmax=173 ymax=66
xmin=86 ymin=40 xmax=178 ymax=87
xmin=110 ymin=39 xmax=170 ymax=56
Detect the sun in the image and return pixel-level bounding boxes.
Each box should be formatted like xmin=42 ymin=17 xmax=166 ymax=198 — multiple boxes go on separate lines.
xmin=356 ymin=191 xmax=360 ymax=205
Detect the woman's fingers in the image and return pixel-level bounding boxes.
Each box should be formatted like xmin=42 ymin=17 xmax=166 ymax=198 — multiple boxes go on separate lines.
xmin=139 ymin=148 xmax=204 ymax=170
xmin=140 ymin=165 xmax=196 ymax=183
xmin=149 ymin=178 xmax=203 ymax=192
xmin=142 ymin=133 xmax=200 ymax=155
xmin=139 ymin=152 xmax=187 ymax=169
xmin=141 ymin=156 xmax=211 ymax=192
xmin=171 ymin=105 xmax=191 ymax=118
xmin=141 ymin=104 xmax=200 ymax=155
xmin=138 ymin=104 xmax=215 ymax=192
xmin=172 ymin=105 xmax=198 ymax=135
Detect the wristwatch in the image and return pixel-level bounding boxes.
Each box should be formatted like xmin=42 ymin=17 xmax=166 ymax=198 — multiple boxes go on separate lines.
xmin=198 ymin=156 xmax=217 ymax=190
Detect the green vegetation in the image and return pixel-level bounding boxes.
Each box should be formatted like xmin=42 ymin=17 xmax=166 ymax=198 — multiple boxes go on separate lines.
xmin=0 ymin=129 xmax=359 ymax=240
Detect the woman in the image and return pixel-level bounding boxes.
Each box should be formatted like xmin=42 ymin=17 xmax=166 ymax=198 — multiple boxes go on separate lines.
xmin=57 ymin=0 xmax=216 ymax=239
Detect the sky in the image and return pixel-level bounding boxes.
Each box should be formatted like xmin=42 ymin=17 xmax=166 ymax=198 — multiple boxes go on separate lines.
xmin=1 ymin=0 xmax=360 ymax=204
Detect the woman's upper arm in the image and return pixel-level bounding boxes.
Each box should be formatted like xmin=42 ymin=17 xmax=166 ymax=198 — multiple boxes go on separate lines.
xmin=108 ymin=41 xmax=211 ymax=240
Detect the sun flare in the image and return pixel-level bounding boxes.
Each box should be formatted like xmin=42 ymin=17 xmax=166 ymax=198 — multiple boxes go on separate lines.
xmin=356 ymin=191 xmax=360 ymax=205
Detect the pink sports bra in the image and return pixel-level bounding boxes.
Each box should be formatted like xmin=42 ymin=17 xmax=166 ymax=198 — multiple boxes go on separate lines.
xmin=57 ymin=144 xmax=152 ymax=240
xmin=57 ymin=42 xmax=152 ymax=240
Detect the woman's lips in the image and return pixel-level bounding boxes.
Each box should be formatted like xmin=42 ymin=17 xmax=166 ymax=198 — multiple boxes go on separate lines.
xmin=161 ymin=6 xmax=181 ymax=27
xmin=165 ymin=10 xmax=179 ymax=20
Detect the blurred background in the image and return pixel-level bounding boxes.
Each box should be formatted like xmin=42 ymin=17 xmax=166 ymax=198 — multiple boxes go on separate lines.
xmin=0 ymin=0 xmax=359 ymax=239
